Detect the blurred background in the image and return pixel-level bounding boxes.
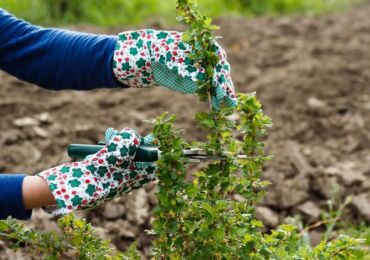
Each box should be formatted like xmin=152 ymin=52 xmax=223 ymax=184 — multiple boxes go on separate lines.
xmin=0 ymin=0 xmax=356 ymax=26
xmin=0 ymin=0 xmax=369 ymax=259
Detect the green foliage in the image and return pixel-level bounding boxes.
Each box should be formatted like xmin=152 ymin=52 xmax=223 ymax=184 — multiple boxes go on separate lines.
xmin=148 ymin=0 xmax=363 ymax=258
xmin=0 ymin=213 xmax=137 ymax=259
xmin=0 ymin=0 xmax=356 ymax=26
xmin=321 ymin=183 xmax=352 ymax=241
xmin=176 ymin=0 xmax=221 ymax=104
xmin=151 ymin=93 xmax=274 ymax=258
xmin=342 ymin=224 xmax=370 ymax=260
xmin=236 ymin=0 xmax=353 ymax=15
xmin=149 ymin=95 xmax=363 ymax=259
xmin=0 ymin=0 xmax=176 ymax=26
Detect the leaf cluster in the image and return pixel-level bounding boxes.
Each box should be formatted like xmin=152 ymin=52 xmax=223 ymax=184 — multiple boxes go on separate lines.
xmin=177 ymin=0 xmax=220 ymax=104
xmin=0 ymin=214 xmax=139 ymax=260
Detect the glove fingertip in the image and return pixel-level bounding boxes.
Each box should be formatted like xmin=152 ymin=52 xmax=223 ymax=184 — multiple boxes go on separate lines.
xmin=225 ymin=96 xmax=238 ymax=108
xmin=105 ymin=128 xmax=118 ymax=143
xmin=211 ymin=96 xmax=221 ymax=111
xmin=143 ymin=134 xmax=156 ymax=146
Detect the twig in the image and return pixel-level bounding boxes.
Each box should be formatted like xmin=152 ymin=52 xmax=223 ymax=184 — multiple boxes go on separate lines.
xmin=301 ymin=217 xmax=340 ymax=235
xmin=0 ymin=232 xmax=9 ymax=237
xmin=207 ymin=90 xmax=213 ymax=111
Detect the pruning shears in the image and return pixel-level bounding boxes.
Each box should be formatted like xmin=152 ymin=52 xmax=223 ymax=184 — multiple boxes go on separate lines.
xmin=68 ymin=144 xmax=248 ymax=163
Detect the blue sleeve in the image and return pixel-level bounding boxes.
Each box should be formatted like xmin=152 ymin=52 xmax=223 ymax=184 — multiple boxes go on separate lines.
xmin=0 ymin=174 xmax=32 ymax=220
xmin=0 ymin=8 xmax=126 ymax=90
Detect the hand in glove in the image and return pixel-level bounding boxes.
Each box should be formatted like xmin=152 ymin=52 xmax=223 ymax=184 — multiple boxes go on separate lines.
xmin=37 ymin=128 xmax=157 ymax=216
xmin=113 ymin=29 xmax=237 ymax=109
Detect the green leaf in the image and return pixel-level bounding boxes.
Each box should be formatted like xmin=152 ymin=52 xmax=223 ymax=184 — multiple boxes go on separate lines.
xmin=182 ymin=31 xmax=191 ymax=42
xmin=251 ymin=219 xmax=264 ymax=228
xmin=203 ymin=202 xmax=217 ymax=218
xmin=213 ymin=228 xmax=225 ymax=242
xmin=279 ymin=224 xmax=297 ymax=233
xmin=244 ymin=234 xmax=254 ymax=243
xmin=0 ymin=221 xmax=8 ymax=232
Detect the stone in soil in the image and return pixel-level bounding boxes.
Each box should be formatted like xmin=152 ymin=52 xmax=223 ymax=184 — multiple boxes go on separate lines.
xmin=255 ymin=206 xmax=279 ymax=227
xmin=296 ymin=201 xmax=321 ymax=223
xmin=351 ymin=193 xmax=370 ymax=222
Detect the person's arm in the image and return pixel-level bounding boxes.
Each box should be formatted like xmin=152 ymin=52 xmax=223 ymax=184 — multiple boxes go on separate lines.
xmin=0 ymin=8 xmax=124 ymax=90
xmin=0 ymin=128 xmax=157 ymax=220
xmin=0 ymin=174 xmax=54 ymax=220
xmin=0 ymin=174 xmax=56 ymax=220
xmin=22 ymin=176 xmax=56 ymax=209
xmin=0 ymin=9 xmax=237 ymax=108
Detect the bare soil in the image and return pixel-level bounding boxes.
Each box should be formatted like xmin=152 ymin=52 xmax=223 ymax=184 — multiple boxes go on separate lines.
xmin=0 ymin=1 xmax=369 ymax=257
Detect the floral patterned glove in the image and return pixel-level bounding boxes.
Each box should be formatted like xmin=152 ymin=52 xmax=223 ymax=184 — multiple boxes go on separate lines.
xmin=113 ymin=29 xmax=237 ymax=109
xmin=37 ymin=128 xmax=157 ymax=216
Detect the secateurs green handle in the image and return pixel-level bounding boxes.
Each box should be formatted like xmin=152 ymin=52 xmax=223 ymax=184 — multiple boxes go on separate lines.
xmin=68 ymin=144 xmax=159 ymax=162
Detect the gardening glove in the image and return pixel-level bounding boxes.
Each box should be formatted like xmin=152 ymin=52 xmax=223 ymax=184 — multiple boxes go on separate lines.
xmin=113 ymin=29 xmax=237 ymax=109
xmin=103 ymin=128 xmax=157 ymax=191
xmin=37 ymin=128 xmax=157 ymax=216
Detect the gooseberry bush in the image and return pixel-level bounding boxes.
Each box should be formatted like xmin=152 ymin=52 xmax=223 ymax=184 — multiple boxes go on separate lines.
xmin=0 ymin=0 xmax=363 ymax=259
xmin=149 ymin=0 xmax=361 ymax=259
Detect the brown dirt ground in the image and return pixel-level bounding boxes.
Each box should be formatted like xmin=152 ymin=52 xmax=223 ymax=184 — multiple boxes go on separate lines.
xmin=1 ymin=1 xmax=370 ymax=258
